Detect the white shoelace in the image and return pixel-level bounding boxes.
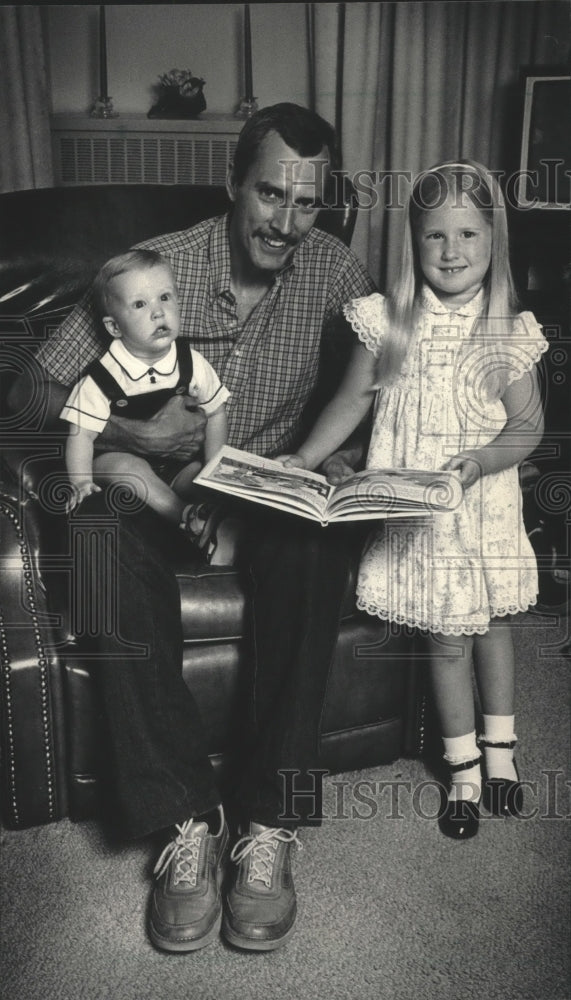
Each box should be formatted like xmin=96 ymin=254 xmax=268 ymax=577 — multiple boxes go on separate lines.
xmin=153 ymin=818 xmax=204 ymax=888
xmin=230 ymin=827 xmax=301 ymax=888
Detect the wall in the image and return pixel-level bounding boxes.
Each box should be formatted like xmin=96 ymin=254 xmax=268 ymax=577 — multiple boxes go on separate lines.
xmin=46 ymin=4 xmax=311 ymax=115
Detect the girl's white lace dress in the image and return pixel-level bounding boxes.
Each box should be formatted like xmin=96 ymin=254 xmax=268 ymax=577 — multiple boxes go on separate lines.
xmin=345 ymin=286 xmax=549 ymax=635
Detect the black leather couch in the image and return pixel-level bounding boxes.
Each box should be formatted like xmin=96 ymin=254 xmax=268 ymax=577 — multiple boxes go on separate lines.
xmin=0 ymin=184 xmax=424 ymax=831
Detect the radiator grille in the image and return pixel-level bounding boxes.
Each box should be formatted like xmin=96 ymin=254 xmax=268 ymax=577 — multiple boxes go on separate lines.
xmin=56 ymin=133 xmax=237 ymax=186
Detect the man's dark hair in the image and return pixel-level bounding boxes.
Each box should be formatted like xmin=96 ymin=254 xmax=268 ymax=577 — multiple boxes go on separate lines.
xmin=231 ymin=102 xmax=340 ymax=186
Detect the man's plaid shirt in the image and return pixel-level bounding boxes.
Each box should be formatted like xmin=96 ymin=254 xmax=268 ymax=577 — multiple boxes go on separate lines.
xmin=37 ymin=215 xmax=375 ymax=457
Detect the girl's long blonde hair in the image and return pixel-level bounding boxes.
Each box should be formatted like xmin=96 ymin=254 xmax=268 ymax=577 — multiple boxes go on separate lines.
xmin=379 ymin=159 xmax=520 ymax=396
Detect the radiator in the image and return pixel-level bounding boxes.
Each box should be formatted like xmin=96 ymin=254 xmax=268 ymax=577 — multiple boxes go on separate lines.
xmin=51 ymin=114 xmax=243 ymax=187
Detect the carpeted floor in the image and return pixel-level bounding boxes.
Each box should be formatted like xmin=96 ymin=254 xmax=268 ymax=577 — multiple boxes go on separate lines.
xmin=1 ymin=611 xmax=569 ymax=1000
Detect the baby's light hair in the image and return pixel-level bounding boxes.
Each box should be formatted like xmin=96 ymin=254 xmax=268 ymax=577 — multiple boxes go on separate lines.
xmin=379 ymin=159 xmax=519 ymax=396
xmin=92 ymin=248 xmax=173 ymax=318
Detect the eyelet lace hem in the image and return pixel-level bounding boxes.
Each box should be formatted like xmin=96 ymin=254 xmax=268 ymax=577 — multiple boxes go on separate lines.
xmin=355 ymin=596 xmax=538 ymax=636
xmin=505 ymin=328 xmax=549 ymax=386
xmin=343 ymin=295 xmax=385 ymax=356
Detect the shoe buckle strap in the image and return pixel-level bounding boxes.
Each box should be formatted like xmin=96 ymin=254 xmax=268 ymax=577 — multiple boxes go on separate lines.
xmin=153 ymin=819 xmax=203 ymax=887
xmin=445 ymin=754 xmax=482 ymax=773
xmin=477 ymin=736 xmax=517 ymax=750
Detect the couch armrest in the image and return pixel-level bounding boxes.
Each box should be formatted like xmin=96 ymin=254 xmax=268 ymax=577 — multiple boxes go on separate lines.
xmin=0 ymin=454 xmax=24 ymax=505
xmin=0 ymin=476 xmax=69 ymax=828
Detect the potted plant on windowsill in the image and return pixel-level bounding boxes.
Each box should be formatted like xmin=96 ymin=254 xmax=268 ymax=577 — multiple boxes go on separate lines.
xmin=148 ymin=69 xmax=206 ymax=119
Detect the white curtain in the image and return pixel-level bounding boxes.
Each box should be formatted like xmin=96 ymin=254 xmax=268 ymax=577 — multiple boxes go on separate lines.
xmin=309 ymin=1 xmax=569 ymax=287
xmin=0 ymin=6 xmax=53 ymax=193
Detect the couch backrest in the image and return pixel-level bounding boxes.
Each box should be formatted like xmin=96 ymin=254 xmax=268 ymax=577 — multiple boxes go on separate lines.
xmin=0 ymin=183 xmax=358 ymax=325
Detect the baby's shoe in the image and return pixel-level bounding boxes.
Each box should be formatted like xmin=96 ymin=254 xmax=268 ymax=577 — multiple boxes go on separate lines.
xmin=180 ymin=502 xmax=236 ymax=564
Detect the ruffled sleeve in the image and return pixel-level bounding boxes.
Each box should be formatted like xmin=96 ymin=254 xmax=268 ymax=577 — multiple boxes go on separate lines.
xmin=505 ymin=312 xmax=549 ymax=385
xmin=342 ymin=292 xmax=387 ymax=357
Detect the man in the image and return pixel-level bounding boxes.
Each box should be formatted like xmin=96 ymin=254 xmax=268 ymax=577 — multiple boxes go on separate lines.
xmin=9 ymin=104 xmax=375 ymax=952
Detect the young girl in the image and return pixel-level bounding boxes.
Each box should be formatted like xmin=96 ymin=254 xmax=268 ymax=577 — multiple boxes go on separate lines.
xmin=281 ymin=160 xmax=548 ymax=839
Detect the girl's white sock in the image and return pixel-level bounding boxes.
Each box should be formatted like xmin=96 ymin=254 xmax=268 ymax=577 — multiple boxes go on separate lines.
xmin=481 ymin=714 xmax=518 ymax=782
xmin=443 ymin=731 xmax=481 ymax=803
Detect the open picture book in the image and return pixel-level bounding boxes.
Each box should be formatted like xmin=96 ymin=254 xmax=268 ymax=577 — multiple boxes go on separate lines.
xmin=195 ymin=446 xmax=464 ymax=526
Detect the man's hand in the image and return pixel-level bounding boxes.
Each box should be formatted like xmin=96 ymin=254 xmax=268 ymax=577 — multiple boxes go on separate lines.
xmin=321 ymin=452 xmax=357 ymax=485
xmin=116 ymin=395 xmax=207 ymax=461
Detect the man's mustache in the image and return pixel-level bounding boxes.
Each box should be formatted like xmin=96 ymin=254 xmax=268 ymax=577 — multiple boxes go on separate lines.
xmin=255 ymin=229 xmax=298 ymax=247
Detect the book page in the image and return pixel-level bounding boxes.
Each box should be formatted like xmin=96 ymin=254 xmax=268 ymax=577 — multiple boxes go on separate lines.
xmin=196 ymin=446 xmax=335 ymax=518
xmin=327 ymin=467 xmax=463 ymax=516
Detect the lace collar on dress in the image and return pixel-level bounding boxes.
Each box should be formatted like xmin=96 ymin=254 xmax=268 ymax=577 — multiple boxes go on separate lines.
xmin=420 ymin=284 xmax=485 ymax=318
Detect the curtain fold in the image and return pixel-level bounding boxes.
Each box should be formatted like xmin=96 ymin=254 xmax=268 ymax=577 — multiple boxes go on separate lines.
xmin=310 ymin=1 xmax=569 ymax=287
xmin=0 ymin=6 xmax=53 ymax=193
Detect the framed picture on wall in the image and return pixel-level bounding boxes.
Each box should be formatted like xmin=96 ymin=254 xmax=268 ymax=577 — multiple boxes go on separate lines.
xmin=517 ymin=71 xmax=571 ymax=209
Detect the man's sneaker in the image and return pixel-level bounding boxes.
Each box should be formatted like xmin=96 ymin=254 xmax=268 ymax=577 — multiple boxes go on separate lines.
xmin=222 ymin=823 xmax=302 ymax=951
xmin=148 ymin=807 xmax=229 ymax=952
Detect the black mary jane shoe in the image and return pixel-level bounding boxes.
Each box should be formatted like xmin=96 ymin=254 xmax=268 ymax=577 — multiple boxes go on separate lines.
xmin=479 ymin=739 xmax=524 ymax=818
xmin=438 ymin=755 xmax=481 ymax=840
xmin=438 ymin=795 xmax=480 ymax=840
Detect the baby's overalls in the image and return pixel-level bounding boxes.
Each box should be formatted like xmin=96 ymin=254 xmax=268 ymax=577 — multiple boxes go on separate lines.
xmin=86 ymin=338 xmax=196 ymax=484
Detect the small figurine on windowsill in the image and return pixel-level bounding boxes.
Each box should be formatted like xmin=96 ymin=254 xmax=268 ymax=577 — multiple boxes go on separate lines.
xmin=148 ymin=69 xmax=206 ymax=119
xmin=91 ymin=95 xmax=119 ymax=119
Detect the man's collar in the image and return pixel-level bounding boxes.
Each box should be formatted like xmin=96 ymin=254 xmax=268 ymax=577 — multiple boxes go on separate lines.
xmin=207 ymin=215 xmax=234 ymax=300
xmin=108 ymin=339 xmax=178 ymax=378
xmin=420 ymin=283 xmax=485 ymax=317
xmin=208 ymin=214 xmax=298 ymax=302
